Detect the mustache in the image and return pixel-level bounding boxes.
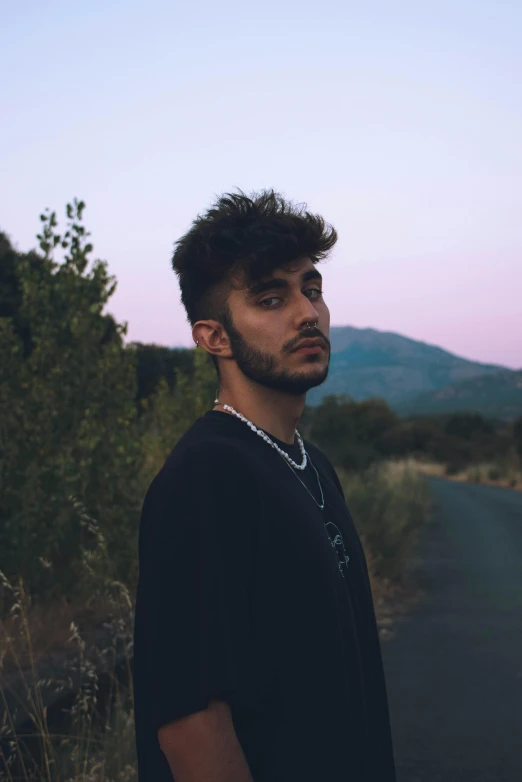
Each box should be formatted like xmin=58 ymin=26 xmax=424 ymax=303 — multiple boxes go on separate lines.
xmin=291 ymin=330 xmax=329 ymax=350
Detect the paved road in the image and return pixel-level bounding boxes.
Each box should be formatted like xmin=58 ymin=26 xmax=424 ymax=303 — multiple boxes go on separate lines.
xmin=381 ymin=475 xmax=522 ymax=782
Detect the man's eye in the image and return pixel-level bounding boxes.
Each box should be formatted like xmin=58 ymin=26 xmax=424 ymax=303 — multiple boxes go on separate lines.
xmin=260 ymin=289 xmax=323 ymax=307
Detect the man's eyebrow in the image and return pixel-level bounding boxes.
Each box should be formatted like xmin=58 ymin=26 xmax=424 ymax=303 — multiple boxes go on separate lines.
xmin=246 ymin=269 xmax=323 ymax=298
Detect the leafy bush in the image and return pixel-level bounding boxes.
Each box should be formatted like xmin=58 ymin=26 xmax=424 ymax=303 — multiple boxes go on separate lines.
xmin=0 ymin=202 xmax=142 ymax=605
xmin=139 ymin=346 xmax=217 ymax=487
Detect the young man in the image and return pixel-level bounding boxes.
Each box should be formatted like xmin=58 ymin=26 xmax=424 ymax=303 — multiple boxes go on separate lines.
xmin=132 ymin=190 xmax=397 ymax=781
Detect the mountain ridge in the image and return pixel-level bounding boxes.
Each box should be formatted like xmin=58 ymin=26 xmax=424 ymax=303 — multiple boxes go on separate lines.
xmin=303 ymin=326 xmax=521 ymax=420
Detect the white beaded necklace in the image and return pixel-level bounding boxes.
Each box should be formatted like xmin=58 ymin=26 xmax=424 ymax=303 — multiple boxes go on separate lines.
xmin=216 ymin=399 xmax=307 ymax=469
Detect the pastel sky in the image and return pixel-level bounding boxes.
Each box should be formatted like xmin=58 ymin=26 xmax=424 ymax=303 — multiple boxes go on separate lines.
xmin=2 ymin=0 xmax=521 ymax=369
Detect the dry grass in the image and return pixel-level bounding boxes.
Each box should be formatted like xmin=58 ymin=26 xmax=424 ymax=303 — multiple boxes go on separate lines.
xmin=337 ymin=457 xmax=435 ymax=640
xmin=0 ymin=505 xmax=137 ymax=782
xmin=414 ymin=458 xmax=522 ymax=492
xmin=0 ymin=595 xmax=123 ymax=680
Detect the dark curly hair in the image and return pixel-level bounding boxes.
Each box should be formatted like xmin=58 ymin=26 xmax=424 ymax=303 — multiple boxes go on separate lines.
xmin=171 ymin=188 xmax=338 ymax=377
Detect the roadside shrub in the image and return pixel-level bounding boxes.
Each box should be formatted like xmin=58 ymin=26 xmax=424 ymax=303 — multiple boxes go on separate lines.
xmin=337 ymin=458 xmax=433 ymax=586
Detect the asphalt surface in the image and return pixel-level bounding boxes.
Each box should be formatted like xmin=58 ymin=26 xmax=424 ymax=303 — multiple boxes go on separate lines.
xmin=380 ymin=475 xmax=522 ymax=781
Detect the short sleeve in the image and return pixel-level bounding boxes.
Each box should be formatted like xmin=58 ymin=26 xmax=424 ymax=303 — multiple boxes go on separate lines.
xmin=137 ymin=442 xmax=260 ymax=732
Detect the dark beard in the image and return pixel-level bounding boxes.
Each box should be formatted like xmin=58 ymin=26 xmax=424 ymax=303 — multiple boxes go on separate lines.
xmin=222 ymin=310 xmax=330 ymax=397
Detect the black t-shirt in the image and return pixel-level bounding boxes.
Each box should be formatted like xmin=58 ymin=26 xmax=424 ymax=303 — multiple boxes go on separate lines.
xmin=132 ymin=410 xmax=397 ymax=781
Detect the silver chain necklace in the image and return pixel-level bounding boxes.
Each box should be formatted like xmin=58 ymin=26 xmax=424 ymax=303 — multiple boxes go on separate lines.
xmin=212 ymin=400 xmax=325 ymax=510
xmin=276 ymin=446 xmax=325 ymax=510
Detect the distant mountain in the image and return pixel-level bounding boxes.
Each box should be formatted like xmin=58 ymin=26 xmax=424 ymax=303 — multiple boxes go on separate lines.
xmin=304 ymin=326 xmax=521 ymax=421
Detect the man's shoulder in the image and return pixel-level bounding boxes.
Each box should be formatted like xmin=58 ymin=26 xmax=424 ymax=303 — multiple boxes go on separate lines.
xmin=148 ymin=427 xmax=256 ymax=501
xmin=139 ymin=432 xmax=259 ymax=544
xmin=165 ymin=432 xmax=251 ymax=474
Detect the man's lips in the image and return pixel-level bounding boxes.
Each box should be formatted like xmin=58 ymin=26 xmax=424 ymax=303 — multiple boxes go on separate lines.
xmin=292 ymin=338 xmax=326 ymax=352
xmin=294 ymin=346 xmax=324 ymax=354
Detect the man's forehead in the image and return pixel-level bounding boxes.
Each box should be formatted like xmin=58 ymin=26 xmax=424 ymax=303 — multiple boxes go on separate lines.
xmin=233 ymin=258 xmax=317 ymax=293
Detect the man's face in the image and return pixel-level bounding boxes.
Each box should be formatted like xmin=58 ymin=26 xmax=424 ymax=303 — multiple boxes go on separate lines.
xmin=223 ymin=257 xmax=331 ymax=396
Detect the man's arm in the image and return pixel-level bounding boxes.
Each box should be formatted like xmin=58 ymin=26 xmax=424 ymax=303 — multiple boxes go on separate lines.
xmin=140 ymin=444 xmax=260 ymax=780
xmin=158 ymin=699 xmax=255 ymax=782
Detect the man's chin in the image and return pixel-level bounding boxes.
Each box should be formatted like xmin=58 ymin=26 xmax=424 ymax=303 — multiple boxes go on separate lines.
xmin=250 ymin=369 xmax=329 ymax=396
xmin=302 ymin=369 xmax=329 ymax=391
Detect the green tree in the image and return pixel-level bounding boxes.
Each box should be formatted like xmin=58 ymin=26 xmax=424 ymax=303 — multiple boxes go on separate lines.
xmin=140 ymin=346 xmax=217 ymax=486
xmin=444 ymin=412 xmax=494 ymax=440
xmin=130 ymin=341 xmax=195 ymax=404
xmin=302 ymin=394 xmax=397 ymax=471
xmin=0 ymin=201 xmax=141 ymax=603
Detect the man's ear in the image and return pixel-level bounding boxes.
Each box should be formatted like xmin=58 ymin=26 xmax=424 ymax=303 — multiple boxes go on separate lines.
xmin=193 ymin=321 xmax=230 ymax=358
